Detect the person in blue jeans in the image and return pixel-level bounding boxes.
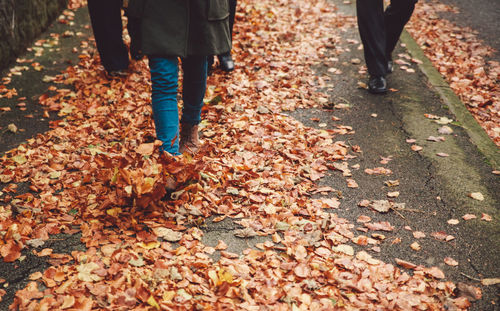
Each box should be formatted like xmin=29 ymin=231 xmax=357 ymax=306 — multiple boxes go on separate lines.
xmin=128 ymin=0 xmax=230 ymax=154
xmin=128 ymin=0 xmax=231 ymax=189
xmin=149 ymin=56 xmax=208 ymax=155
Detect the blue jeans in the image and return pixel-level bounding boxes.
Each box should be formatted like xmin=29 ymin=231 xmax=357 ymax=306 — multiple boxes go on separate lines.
xmin=149 ymin=56 xmax=207 ymax=155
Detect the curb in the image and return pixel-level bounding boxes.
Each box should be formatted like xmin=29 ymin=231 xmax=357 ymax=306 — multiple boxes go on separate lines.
xmin=400 ymin=30 xmax=499 ymax=170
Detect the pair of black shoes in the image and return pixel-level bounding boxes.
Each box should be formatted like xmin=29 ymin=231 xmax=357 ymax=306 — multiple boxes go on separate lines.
xmin=368 ymin=60 xmax=393 ymax=94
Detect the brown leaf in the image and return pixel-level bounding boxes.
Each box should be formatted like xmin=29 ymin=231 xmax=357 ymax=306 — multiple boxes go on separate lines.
xmin=364 ymin=167 xmax=393 ymax=175
xmin=365 ymin=221 xmax=394 ymax=232
xmin=234 ymin=227 xmax=257 ymax=238
xmin=369 ymin=200 xmax=391 ymax=213
xmin=423 ymin=267 xmax=445 ymax=279
xmin=413 ymin=231 xmax=426 ymax=239
xmin=444 ymin=257 xmax=458 ymax=266
xmin=395 ymin=258 xmax=417 ymax=269
xmin=410 ymin=242 xmax=421 ymax=251
xmin=468 ymin=192 xmax=484 ymax=201
xmin=294 ymin=263 xmax=311 ymax=278
xmin=462 ymin=214 xmax=477 ymax=220
xmin=480 ymin=213 xmax=492 ymax=221
xmin=411 ymin=145 xmax=423 ymax=152
xmin=136 ymin=143 xmax=155 ymax=156
xmin=215 ymin=240 xmax=228 ymax=250
xmin=0 ymin=240 xmax=22 ymax=262
xmin=457 ymin=283 xmax=481 ymax=301
xmin=356 ymin=215 xmax=371 ymax=223
xmin=346 ymin=178 xmax=358 ymax=188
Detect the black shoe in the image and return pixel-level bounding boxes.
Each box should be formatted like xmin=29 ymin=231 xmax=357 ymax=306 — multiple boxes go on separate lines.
xmin=387 ymin=60 xmax=394 ymax=73
xmin=219 ymin=54 xmax=234 ymax=72
xmin=368 ymin=76 xmax=387 ymax=94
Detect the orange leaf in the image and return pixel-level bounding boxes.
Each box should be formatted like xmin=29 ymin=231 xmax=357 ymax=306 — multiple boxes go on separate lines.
xmin=0 ymin=240 xmax=22 ymax=262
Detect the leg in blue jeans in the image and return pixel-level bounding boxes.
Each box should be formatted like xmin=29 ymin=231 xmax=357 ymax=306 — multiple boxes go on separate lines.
xmin=149 ymin=56 xmax=207 ymax=155
xmin=149 ymin=56 xmax=179 ymax=154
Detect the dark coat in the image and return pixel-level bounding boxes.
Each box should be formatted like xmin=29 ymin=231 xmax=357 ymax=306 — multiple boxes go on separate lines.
xmin=127 ymin=0 xmax=231 ymax=57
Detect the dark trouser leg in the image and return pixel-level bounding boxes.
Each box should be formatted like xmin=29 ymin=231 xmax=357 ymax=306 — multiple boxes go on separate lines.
xmin=181 ymin=56 xmax=208 ymax=126
xmin=356 ymin=0 xmax=387 ymax=77
xmin=229 ymin=0 xmax=237 ymax=36
xmin=385 ymin=0 xmax=418 ymax=58
xmin=87 ymin=0 xmax=129 ymax=72
xmin=127 ymin=15 xmax=142 ymax=60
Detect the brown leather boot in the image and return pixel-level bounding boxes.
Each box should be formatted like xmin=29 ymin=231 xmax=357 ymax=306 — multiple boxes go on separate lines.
xmin=165 ymin=176 xmax=176 ymax=192
xmin=179 ymin=123 xmax=200 ymax=155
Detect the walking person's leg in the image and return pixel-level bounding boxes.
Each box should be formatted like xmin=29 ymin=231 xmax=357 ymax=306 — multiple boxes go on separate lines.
xmin=217 ymin=0 xmax=237 ymax=72
xmin=357 ymin=0 xmax=389 ymax=93
xmin=87 ymin=0 xmax=129 ymax=73
xmin=126 ymin=15 xmax=143 ymax=60
xmin=179 ymin=56 xmax=208 ymax=154
xmin=384 ymin=0 xmax=418 ymax=60
xmin=149 ymin=57 xmax=180 ymax=155
xmin=357 ymin=0 xmax=388 ymax=78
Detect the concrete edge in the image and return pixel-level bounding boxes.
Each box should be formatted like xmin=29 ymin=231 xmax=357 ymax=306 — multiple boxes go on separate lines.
xmin=400 ymin=30 xmax=499 ymax=170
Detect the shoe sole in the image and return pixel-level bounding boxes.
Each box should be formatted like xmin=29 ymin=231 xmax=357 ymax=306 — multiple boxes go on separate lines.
xmin=368 ymin=88 xmax=388 ymax=94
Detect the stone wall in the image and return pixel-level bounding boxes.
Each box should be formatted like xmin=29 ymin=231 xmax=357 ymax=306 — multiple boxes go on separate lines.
xmin=0 ymin=0 xmax=68 ymax=69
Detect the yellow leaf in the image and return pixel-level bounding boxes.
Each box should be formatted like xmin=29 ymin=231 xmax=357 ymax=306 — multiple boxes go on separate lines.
xmin=58 ymin=103 xmax=75 ymax=115
xmin=7 ymin=123 xmax=17 ymax=133
xmin=218 ymin=269 xmax=234 ymax=285
xmin=106 ymin=208 xmax=122 ymax=217
xmin=12 ymin=155 xmax=27 ymax=165
xmin=137 ymin=241 xmax=160 ymax=250
xmin=49 ymin=171 xmax=62 ymax=179
xmin=162 ymin=291 xmax=175 ymax=302
xmin=124 ymin=185 xmax=132 ymax=195
xmin=111 ymin=167 xmax=119 ymax=183
xmin=147 ymin=295 xmax=160 ymax=310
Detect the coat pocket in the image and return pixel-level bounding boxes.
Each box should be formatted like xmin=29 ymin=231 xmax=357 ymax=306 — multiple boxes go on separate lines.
xmin=207 ymin=0 xmax=229 ymax=21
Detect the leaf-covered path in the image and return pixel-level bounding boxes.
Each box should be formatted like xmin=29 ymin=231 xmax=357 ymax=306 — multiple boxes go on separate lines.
xmin=0 ymin=0 xmax=499 ymax=310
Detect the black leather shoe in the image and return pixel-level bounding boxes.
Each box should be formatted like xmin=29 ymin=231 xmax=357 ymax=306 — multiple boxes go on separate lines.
xmin=219 ymin=54 xmax=234 ymax=72
xmin=387 ymin=60 xmax=394 ymax=73
xmin=368 ymin=75 xmax=387 ymax=94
